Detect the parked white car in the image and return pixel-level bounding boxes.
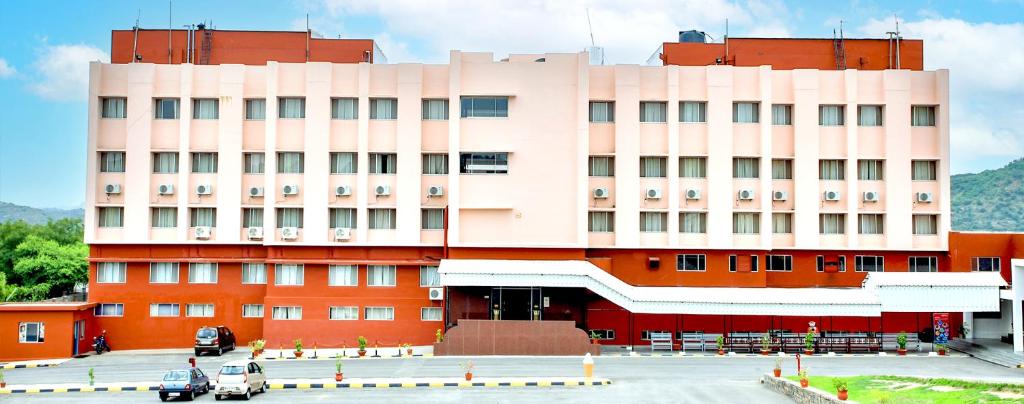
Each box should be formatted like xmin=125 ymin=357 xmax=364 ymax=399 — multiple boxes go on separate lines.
xmin=214 ymin=360 xmax=267 ymax=400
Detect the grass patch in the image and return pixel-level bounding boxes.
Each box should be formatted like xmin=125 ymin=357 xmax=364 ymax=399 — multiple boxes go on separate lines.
xmin=785 ymin=375 xmax=1024 ymax=403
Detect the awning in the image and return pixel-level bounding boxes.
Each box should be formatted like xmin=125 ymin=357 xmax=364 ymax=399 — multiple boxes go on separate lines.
xmin=862 ymin=272 xmax=1006 ymax=312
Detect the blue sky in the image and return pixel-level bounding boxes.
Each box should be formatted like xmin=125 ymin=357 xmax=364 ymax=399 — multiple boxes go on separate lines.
xmin=0 ymin=0 xmax=1021 ymax=208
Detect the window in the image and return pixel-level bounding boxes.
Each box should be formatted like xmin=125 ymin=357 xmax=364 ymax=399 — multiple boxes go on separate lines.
xmin=191 ymin=152 xmax=218 ymax=173
xmin=733 ymin=158 xmax=759 ymax=178
xmin=677 ymin=254 xmax=706 ymax=271
xmin=244 ymin=99 xmax=265 ymax=120
xmin=733 ymin=102 xmax=759 ymax=123
xmin=272 ymin=306 xmax=302 ymax=320
xmin=640 ymin=212 xmax=667 ymax=232
xmin=369 ymin=153 xmax=397 ymax=174
xmin=421 ymin=209 xmax=444 ymax=230
xmin=859 ymin=214 xmax=884 ymax=235
xmin=189 ymin=208 xmax=216 ymax=227
xmin=729 ymin=255 xmax=759 ymax=272
xmin=639 ymin=101 xmax=666 ymax=123
xmin=330 ymin=152 xmax=357 ymax=174
xmin=154 ymin=98 xmax=180 ymax=119
xmin=855 ymin=256 xmax=884 ymax=272
xmin=590 ymin=329 xmax=616 ymax=340
xmin=588 ymin=211 xmax=614 ymax=232
xmin=858 ymin=105 xmax=883 ymax=126
xmin=589 ymin=101 xmax=614 ymax=122
xmin=98 ymin=207 xmax=124 ymax=228
xmin=242 ymin=304 xmax=264 ymax=318
xmin=858 ymin=160 xmax=884 ymax=180
xmin=276 ymin=152 xmax=304 ymax=174
xmin=100 ymin=152 xmax=125 ymax=172
xmin=328 ymin=208 xmax=356 ymax=229
xmin=242 ymin=208 xmax=263 ymax=228
xmin=820 ymin=213 xmax=846 ymax=234
xmin=149 ymin=262 xmax=179 ymax=283
xmin=94 ymin=303 xmax=124 ymax=317
xmin=772 ymin=159 xmax=793 ymax=180
xmin=151 ymin=207 xmax=177 ymax=228
xmin=972 ymin=257 xmax=1001 ymax=272
xmin=276 ymin=208 xmax=303 ymax=228
xmin=679 ymin=101 xmax=706 ymax=123
xmin=772 ymin=213 xmax=792 ymax=234
xmin=367 ymin=265 xmax=396 ymax=286
xmin=192 ymin=99 xmax=219 ymax=119
xmin=816 ymin=256 xmax=847 ymax=272
xmin=422 ymin=99 xmax=448 ymax=120
xmin=819 ymin=105 xmax=845 ymax=126
xmin=766 ymin=255 xmax=793 ymax=272
xmin=329 ymin=265 xmax=358 ymax=286
xmin=153 ymin=152 xmax=179 ymax=173
xmin=188 ymin=263 xmax=218 ymax=284
xmin=912 ymin=106 xmax=936 ymax=126
xmin=640 ymin=330 xmax=672 ymax=340
xmin=680 ymin=157 xmax=706 ymax=178
xmin=422 ymin=154 xmax=448 ymax=175
xmin=243 ymin=153 xmax=265 ymax=174
xmin=913 ymin=214 xmax=938 ymax=235
xmin=241 ymin=263 xmax=266 ymax=284
xmin=150 ymin=303 xmax=180 ymax=317
xmin=421 ymin=307 xmax=443 ymax=321
xmin=680 ymin=212 xmax=706 ymax=233
xmin=19 ymin=322 xmax=45 ymax=343
xmin=274 ymin=264 xmax=304 ymax=286
xmin=461 ymin=96 xmax=508 ymax=118
xmin=639 ymin=156 xmax=667 ymax=177
xmin=819 ymin=160 xmax=845 ymax=180
xmin=97 ymin=262 xmax=126 ymax=283
xmin=369 ymin=209 xmax=396 ymax=230
xmin=365 ymin=307 xmax=395 ymax=320
xmin=370 ymin=98 xmax=398 ymax=119
xmin=186 ymin=303 xmax=215 ymax=317
xmin=588 ymin=156 xmax=614 ymax=177
xmin=101 ymin=97 xmax=127 ymax=118
xmin=733 ymin=212 xmax=760 ymax=234
xmin=459 ymin=152 xmax=508 ymax=174
xmin=772 ymin=104 xmax=792 ymax=125
xmin=420 ymin=266 xmax=440 ymax=287
xmin=909 ymin=256 xmax=938 ymax=272
xmin=330 ymin=306 xmax=359 ymax=320
xmin=912 ymin=160 xmax=937 ymax=181
xmin=278 ymin=97 xmax=305 ymax=118
xmin=331 ymin=98 xmax=358 ymax=120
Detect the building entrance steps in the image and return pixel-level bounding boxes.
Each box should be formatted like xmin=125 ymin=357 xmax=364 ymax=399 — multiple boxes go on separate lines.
xmin=948 ymin=338 xmax=1024 ymax=368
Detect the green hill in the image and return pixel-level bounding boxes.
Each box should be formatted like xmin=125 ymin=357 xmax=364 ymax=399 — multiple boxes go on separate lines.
xmin=0 ymin=202 xmax=83 ymax=225
xmin=952 ymin=158 xmax=1024 ymax=232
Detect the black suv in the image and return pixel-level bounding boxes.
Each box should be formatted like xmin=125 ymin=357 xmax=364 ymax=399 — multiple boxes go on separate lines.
xmin=194 ymin=326 xmax=236 ymax=356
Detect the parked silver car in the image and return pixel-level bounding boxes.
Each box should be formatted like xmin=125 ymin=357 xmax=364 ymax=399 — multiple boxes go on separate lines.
xmin=214 ymin=360 xmax=267 ymax=400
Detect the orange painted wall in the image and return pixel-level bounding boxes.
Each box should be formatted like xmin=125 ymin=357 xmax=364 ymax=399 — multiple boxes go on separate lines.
xmin=661 ymin=38 xmax=924 ymax=70
xmin=110 ymin=29 xmax=375 ymax=65
xmin=0 ymin=307 xmax=99 ymax=361
xmin=949 ymin=231 xmax=1024 ymax=283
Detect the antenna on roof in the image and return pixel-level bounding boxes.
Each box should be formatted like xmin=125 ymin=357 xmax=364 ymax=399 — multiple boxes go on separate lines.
xmin=586 ymin=8 xmax=595 ymax=47
xmin=167 ymin=0 xmax=172 ymax=64
xmin=305 ymin=13 xmax=310 ymax=62
xmin=885 ymin=14 xmax=902 ymax=69
xmin=132 ymin=9 xmax=141 ymax=62
xmin=584 ymin=8 xmax=604 ymax=65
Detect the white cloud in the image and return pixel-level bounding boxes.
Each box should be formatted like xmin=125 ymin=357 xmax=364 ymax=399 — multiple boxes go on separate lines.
xmin=28 ymin=44 xmax=109 ymax=101
xmin=0 ymin=58 xmax=15 ymax=78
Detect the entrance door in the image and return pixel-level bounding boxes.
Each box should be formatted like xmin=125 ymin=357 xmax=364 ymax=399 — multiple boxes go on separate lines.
xmin=72 ymin=320 xmax=84 ymax=356
xmin=490 ymin=287 xmax=543 ymax=321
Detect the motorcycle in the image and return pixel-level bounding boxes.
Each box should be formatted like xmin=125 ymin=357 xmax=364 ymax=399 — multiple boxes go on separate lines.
xmin=93 ymin=335 xmax=111 ymax=354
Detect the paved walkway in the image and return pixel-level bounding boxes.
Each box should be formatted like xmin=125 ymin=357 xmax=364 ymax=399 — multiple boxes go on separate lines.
xmin=949 ymin=338 xmax=1024 ymax=367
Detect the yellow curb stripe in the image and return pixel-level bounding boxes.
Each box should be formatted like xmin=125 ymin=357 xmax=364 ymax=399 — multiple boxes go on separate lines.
xmin=401 ymin=382 xmax=416 ymax=388
xmin=429 ymin=382 xmax=444 ymax=388
xmin=484 ymin=381 xmax=499 ymax=387
xmin=375 ymin=383 xmax=389 ymax=389
xmin=323 ymin=383 xmax=336 ymax=389
xmin=53 ymin=388 xmax=68 ymax=393
xmin=26 ymin=388 xmax=40 ymax=394
xmin=107 ymin=386 xmax=121 ymax=392
xmin=269 ymin=383 xmax=284 ymax=389
xmin=298 ymin=383 xmax=311 ymax=389
xmin=458 ymin=381 xmax=472 ymax=388
xmin=349 ymin=383 xmax=363 ymax=389
xmin=510 ymin=381 xmax=526 ymax=387
xmin=538 ymin=380 xmax=552 ymax=387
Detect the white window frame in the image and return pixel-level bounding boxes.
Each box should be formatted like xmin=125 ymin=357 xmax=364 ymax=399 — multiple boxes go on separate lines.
xmin=96 ymin=262 xmax=127 ymax=283
xmin=274 ymin=264 xmax=304 ymax=286
xmin=588 ymin=211 xmax=614 ymax=233
xmin=367 ymin=265 xmax=397 ymax=287
xmin=328 ymin=265 xmax=358 ymax=287
xmin=364 ymin=306 xmax=395 ymax=321
xmin=677 ymin=254 xmax=706 ymax=272
xmin=150 ymin=303 xmax=180 ymax=317
xmin=148 ymin=262 xmax=179 ymax=284
xmin=908 ymin=256 xmax=938 ymax=273
xmin=242 ymin=304 xmax=264 ymax=318
xmin=94 ymin=303 xmax=124 ymax=317
xmin=972 ymin=257 xmax=1001 ymax=272
xmin=19 ymin=322 xmax=45 ymax=343
xmin=419 ymin=266 xmax=440 ymax=287
xmin=421 ymin=307 xmax=443 ymax=321
xmin=185 ymin=303 xmax=215 ymax=317
xmin=766 ymin=255 xmax=793 ymax=272
xmin=816 ymin=256 xmax=848 ymax=272
xmin=272 ymin=306 xmax=302 ymax=320
xmin=855 ymin=255 xmax=884 ymax=272
xmin=241 ymin=263 xmax=267 ymax=284
xmin=329 ymin=306 xmax=359 ymax=320
xmin=188 ymin=263 xmax=218 ymax=284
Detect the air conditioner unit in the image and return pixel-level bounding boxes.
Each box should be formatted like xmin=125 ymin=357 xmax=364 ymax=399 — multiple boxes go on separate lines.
xmin=593 ymin=187 xmax=609 ymax=199
xmin=428 ymin=185 xmax=444 ymax=197
xmin=863 ymin=191 xmax=880 ymax=202
xmin=685 ymin=189 xmax=701 ymax=200
xmin=334 ymin=227 xmax=351 ymax=241
xmin=247 ymin=227 xmax=263 ymax=240
xmin=916 ymin=192 xmax=933 ymax=203
xmin=104 ymin=184 xmax=122 ymax=194
xmin=334 ymin=185 xmax=351 ymax=197
xmin=195 ymin=184 xmax=213 ymax=195
xmin=282 ymin=184 xmax=299 ymax=196
xmin=738 ymin=189 xmax=755 ymax=200
xmin=157 ymin=184 xmax=174 ymax=195
xmin=248 ymin=186 xmax=264 ymax=197
xmin=823 ymin=190 xmax=841 ymax=201
xmin=773 ymin=191 xmax=788 ymax=201
xmin=375 ymin=185 xmax=391 ymax=196
xmin=645 ymin=187 xmax=662 ymax=200
xmin=194 ymin=226 xmax=212 ymax=240
xmin=281 ymin=227 xmax=298 ymax=240
xmin=428 ymin=287 xmax=444 ymax=301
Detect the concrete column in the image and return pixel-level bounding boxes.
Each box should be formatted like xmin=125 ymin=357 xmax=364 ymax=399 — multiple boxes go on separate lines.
xmin=613 ymin=66 xmax=640 ymax=247
xmin=937 ymin=70 xmax=951 ymax=251
xmin=84 ymin=63 xmax=101 ymax=243
xmin=1013 ymin=258 xmax=1023 ymax=353
xmin=844 ymin=69 xmax=859 ymax=249
xmin=446 ymin=51 xmax=462 ymax=245
xmin=791 ymin=71 xmax=820 ymax=248
xmin=395 ymin=64 xmax=424 ymax=244
xmin=303 ymin=63 xmax=331 ymax=244
xmin=356 ymin=64 xmax=370 ymax=242
xmin=705 ymin=66 xmax=733 ymax=249
xmin=962 ymin=311 xmax=974 ymax=340
xmin=667 ymin=66 xmax=680 ymax=242
xmin=883 ymin=70 xmax=912 ymax=249
xmin=758 ymin=66 xmax=773 ymax=250
xmin=576 ymin=53 xmax=590 ymax=247
xmin=263 ymin=63 xmax=279 ymax=244
xmin=176 ymin=65 xmax=193 ymax=242
xmin=216 ymin=64 xmax=244 ymax=243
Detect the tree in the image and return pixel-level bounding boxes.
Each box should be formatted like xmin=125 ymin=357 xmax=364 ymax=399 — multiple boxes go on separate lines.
xmin=0 ymin=273 xmax=49 ymax=302
xmin=12 ymin=235 xmax=88 ymax=298
xmin=0 ymin=220 xmax=33 ymax=283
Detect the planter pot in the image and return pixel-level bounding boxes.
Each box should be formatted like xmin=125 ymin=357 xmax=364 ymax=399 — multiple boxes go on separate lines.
xmin=294 ymin=351 xmax=303 ymax=358
xmin=464 ymin=372 xmax=473 ymax=381
xmin=717 ymin=349 xmax=725 ymax=356
xmin=803 ymin=350 xmax=814 ymax=355
xmin=406 ymin=349 xmax=413 ymax=356
xmin=761 ymin=350 xmax=770 ymax=356
xmin=0 ymin=382 xmax=6 ymax=388
xmin=335 ymin=373 xmax=344 ymax=382
xmin=773 ymin=369 xmax=781 ymax=378
xmin=938 ymin=349 xmax=946 ymax=356
xmin=358 ymin=350 xmax=367 ymax=357
xmin=897 ymin=348 xmax=906 ymax=356
xmin=591 ymin=339 xmax=600 ymax=345
xmin=800 ymin=379 xmax=809 ymax=388
xmin=837 ymin=390 xmax=848 ymax=401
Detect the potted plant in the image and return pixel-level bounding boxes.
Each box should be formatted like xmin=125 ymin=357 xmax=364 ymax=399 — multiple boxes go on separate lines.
xmin=803 ymin=333 xmax=815 ymax=355
xmin=833 ymin=378 xmax=848 ymax=401
xmin=896 ymin=331 xmax=908 ymax=356
xmin=461 ymin=360 xmax=475 ymax=381
xmin=403 ymin=343 xmax=413 ymax=356
xmin=293 ymin=339 xmax=304 ymax=358
xmin=334 ymin=355 xmax=344 ymax=381
xmin=0 ymin=368 xmax=6 ymax=388
xmin=760 ymin=333 xmax=771 ymax=355
xmin=357 ymin=336 xmax=368 ymax=357
xmin=716 ymin=335 xmax=725 ymax=355
xmin=436 ymin=329 xmax=444 ymax=343
xmin=936 ymin=343 xmax=947 ymax=356
xmin=254 ymin=339 xmax=266 ymax=357
xmin=798 ymin=368 xmax=809 ymax=388
xmin=589 ymin=330 xmax=601 ymax=345
xmin=88 ymin=367 xmax=95 ymax=386
xmin=772 ymin=358 xmax=782 ymax=378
